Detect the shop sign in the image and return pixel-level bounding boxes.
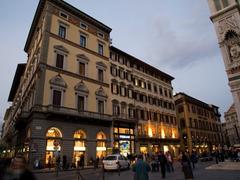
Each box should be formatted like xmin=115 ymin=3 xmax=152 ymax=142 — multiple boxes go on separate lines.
xmin=119 ymin=135 xmax=130 ymax=139
xmin=96 ymin=147 xmax=106 ymax=151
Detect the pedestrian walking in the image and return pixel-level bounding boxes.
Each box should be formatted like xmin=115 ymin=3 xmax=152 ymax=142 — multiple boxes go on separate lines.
xmin=132 ymin=155 xmax=151 ymax=180
xmin=215 ymin=150 xmax=219 ymax=164
xmin=158 ymin=151 xmax=167 ymax=178
xmin=190 ymin=151 xmax=197 ymax=169
xmin=180 ymin=151 xmax=193 ymax=180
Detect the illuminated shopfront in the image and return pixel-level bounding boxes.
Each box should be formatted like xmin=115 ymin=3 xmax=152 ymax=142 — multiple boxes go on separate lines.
xmin=45 ymin=127 xmax=62 ymax=164
xmin=137 ymin=122 xmax=180 ymax=156
xmin=96 ymin=132 xmax=107 ymax=158
xmin=73 ymin=130 xmax=86 ymax=165
xmin=114 ymin=127 xmax=134 ymax=156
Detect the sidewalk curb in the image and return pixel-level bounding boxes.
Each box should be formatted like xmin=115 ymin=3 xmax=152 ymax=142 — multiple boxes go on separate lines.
xmin=32 ymin=166 xmax=98 ymax=174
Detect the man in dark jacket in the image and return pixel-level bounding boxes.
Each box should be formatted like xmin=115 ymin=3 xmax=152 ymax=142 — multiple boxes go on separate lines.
xmin=158 ymin=151 xmax=167 ymax=178
xmin=3 ymin=154 xmax=36 ymax=180
xmin=132 ymin=155 xmax=151 ymax=180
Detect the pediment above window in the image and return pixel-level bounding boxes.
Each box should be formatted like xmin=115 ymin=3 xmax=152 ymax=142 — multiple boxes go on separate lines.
xmin=95 ymin=86 xmax=108 ymax=98
xmin=54 ymin=45 xmax=69 ymax=53
xmin=96 ymin=61 xmax=107 ymax=69
xmin=76 ymin=54 xmax=89 ymax=61
xmin=74 ymin=81 xmax=89 ymax=93
xmin=49 ymin=74 xmax=67 ymax=88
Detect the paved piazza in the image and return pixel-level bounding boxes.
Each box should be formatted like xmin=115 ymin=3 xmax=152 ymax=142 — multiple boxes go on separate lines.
xmin=34 ymin=161 xmax=240 ymax=180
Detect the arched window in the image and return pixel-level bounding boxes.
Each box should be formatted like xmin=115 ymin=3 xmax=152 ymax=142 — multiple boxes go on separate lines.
xmin=45 ymin=127 xmax=62 ymax=165
xmin=46 ymin=127 xmax=62 ymax=138
xmin=96 ymin=131 xmax=106 ymax=158
xmin=73 ymin=130 xmax=86 ymax=166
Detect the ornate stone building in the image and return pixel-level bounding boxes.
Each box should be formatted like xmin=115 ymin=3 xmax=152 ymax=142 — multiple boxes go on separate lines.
xmin=174 ymin=93 xmax=223 ymax=153
xmin=110 ymin=47 xmax=179 ymax=156
xmin=224 ymin=103 xmax=240 ymax=145
xmin=2 ymin=0 xmax=179 ymax=166
xmin=207 ymin=0 xmax=240 ymax=125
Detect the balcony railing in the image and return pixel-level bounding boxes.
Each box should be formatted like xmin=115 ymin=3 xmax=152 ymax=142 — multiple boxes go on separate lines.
xmin=32 ymin=105 xmax=112 ymax=121
xmin=112 ymin=113 xmax=137 ymax=122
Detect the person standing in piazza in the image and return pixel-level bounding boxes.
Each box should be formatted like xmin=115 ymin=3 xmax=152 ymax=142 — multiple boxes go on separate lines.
xmin=132 ymin=155 xmax=151 ymax=180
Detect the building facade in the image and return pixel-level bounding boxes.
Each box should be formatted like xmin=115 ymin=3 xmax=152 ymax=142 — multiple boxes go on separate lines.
xmin=207 ymin=0 xmax=240 ymax=124
xmin=174 ymin=93 xmax=223 ymax=154
xmin=2 ymin=0 xmax=179 ymax=166
xmin=109 ymin=47 xmax=179 ymax=157
xmin=224 ymin=103 xmax=240 ymax=145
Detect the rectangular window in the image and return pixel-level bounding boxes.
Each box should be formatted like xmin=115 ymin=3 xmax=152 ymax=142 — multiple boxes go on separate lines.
xmin=120 ymin=87 xmax=126 ymax=96
xmin=222 ymin=0 xmax=228 ymax=8
xmin=148 ymin=83 xmax=151 ymax=91
xmin=111 ymin=66 xmax=117 ymax=76
xmin=98 ymin=69 xmax=104 ymax=82
xmin=128 ymin=89 xmax=133 ymax=98
xmin=98 ymin=100 xmax=104 ymax=114
xmin=113 ymin=104 xmax=120 ymax=115
xmin=56 ymin=54 xmax=64 ymax=69
xmin=80 ymin=22 xmax=88 ymax=30
xmin=154 ymin=85 xmax=158 ymax=93
xmin=214 ymin=0 xmax=222 ymax=11
xmin=112 ymin=84 xmax=118 ymax=94
xmin=58 ymin=25 xmax=66 ymax=39
xmin=59 ymin=12 xmax=68 ymax=19
xmin=159 ymin=86 xmax=163 ymax=95
xmin=77 ymin=96 xmax=84 ymax=111
xmin=98 ymin=43 xmax=104 ymax=55
xmin=97 ymin=32 xmax=104 ymax=39
xmin=79 ymin=62 xmax=85 ymax=76
xmin=80 ymin=35 xmax=87 ymax=47
xmin=53 ymin=90 xmax=62 ymax=106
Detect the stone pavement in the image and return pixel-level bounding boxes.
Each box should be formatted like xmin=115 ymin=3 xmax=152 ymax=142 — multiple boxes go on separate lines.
xmin=34 ymin=161 xmax=240 ymax=180
xmin=206 ymin=161 xmax=240 ymax=170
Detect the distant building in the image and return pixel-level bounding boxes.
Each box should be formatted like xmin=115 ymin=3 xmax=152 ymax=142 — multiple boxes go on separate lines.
xmin=207 ymin=0 xmax=240 ymax=124
xmin=224 ymin=103 xmax=240 ymax=146
xmin=221 ymin=122 xmax=230 ymax=146
xmin=174 ymin=93 xmax=223 ymax=153
xmin=2 ymin=0 xmax=179 ymax=166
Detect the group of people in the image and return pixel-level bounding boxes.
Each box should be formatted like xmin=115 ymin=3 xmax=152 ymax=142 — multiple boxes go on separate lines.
xmin=132 ymin=151 xmax=176 ymax=180
xmin=132 ymin=151 xmax=196 ymax=180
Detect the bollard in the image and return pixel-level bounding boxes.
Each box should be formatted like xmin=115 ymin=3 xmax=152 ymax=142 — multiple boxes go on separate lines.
xmin=117 ymin=161 xmax=120 ymax=176
xmin=102 ymin=162 xmax=105 ymax=180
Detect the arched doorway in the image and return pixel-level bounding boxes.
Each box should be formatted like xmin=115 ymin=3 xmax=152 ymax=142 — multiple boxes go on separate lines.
xmin=45 ymin=127 xmax=62 ymax=165
xmin=73 ymin=130 xmax=86 ymax=166
xmin=96 ymin=131 xmax=106 ymax=158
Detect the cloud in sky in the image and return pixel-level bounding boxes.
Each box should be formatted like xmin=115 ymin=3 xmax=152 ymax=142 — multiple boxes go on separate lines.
xmin=146 ymin=9 xmax=220 ymax=69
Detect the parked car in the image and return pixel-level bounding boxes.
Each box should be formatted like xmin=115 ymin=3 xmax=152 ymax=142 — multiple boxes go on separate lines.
xmin=102 ymin=154 xmax=130 ymax=170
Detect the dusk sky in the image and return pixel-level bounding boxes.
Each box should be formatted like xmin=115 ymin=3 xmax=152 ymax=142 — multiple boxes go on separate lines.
xmin=0 ymin=0 xmax=233 ymax=127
